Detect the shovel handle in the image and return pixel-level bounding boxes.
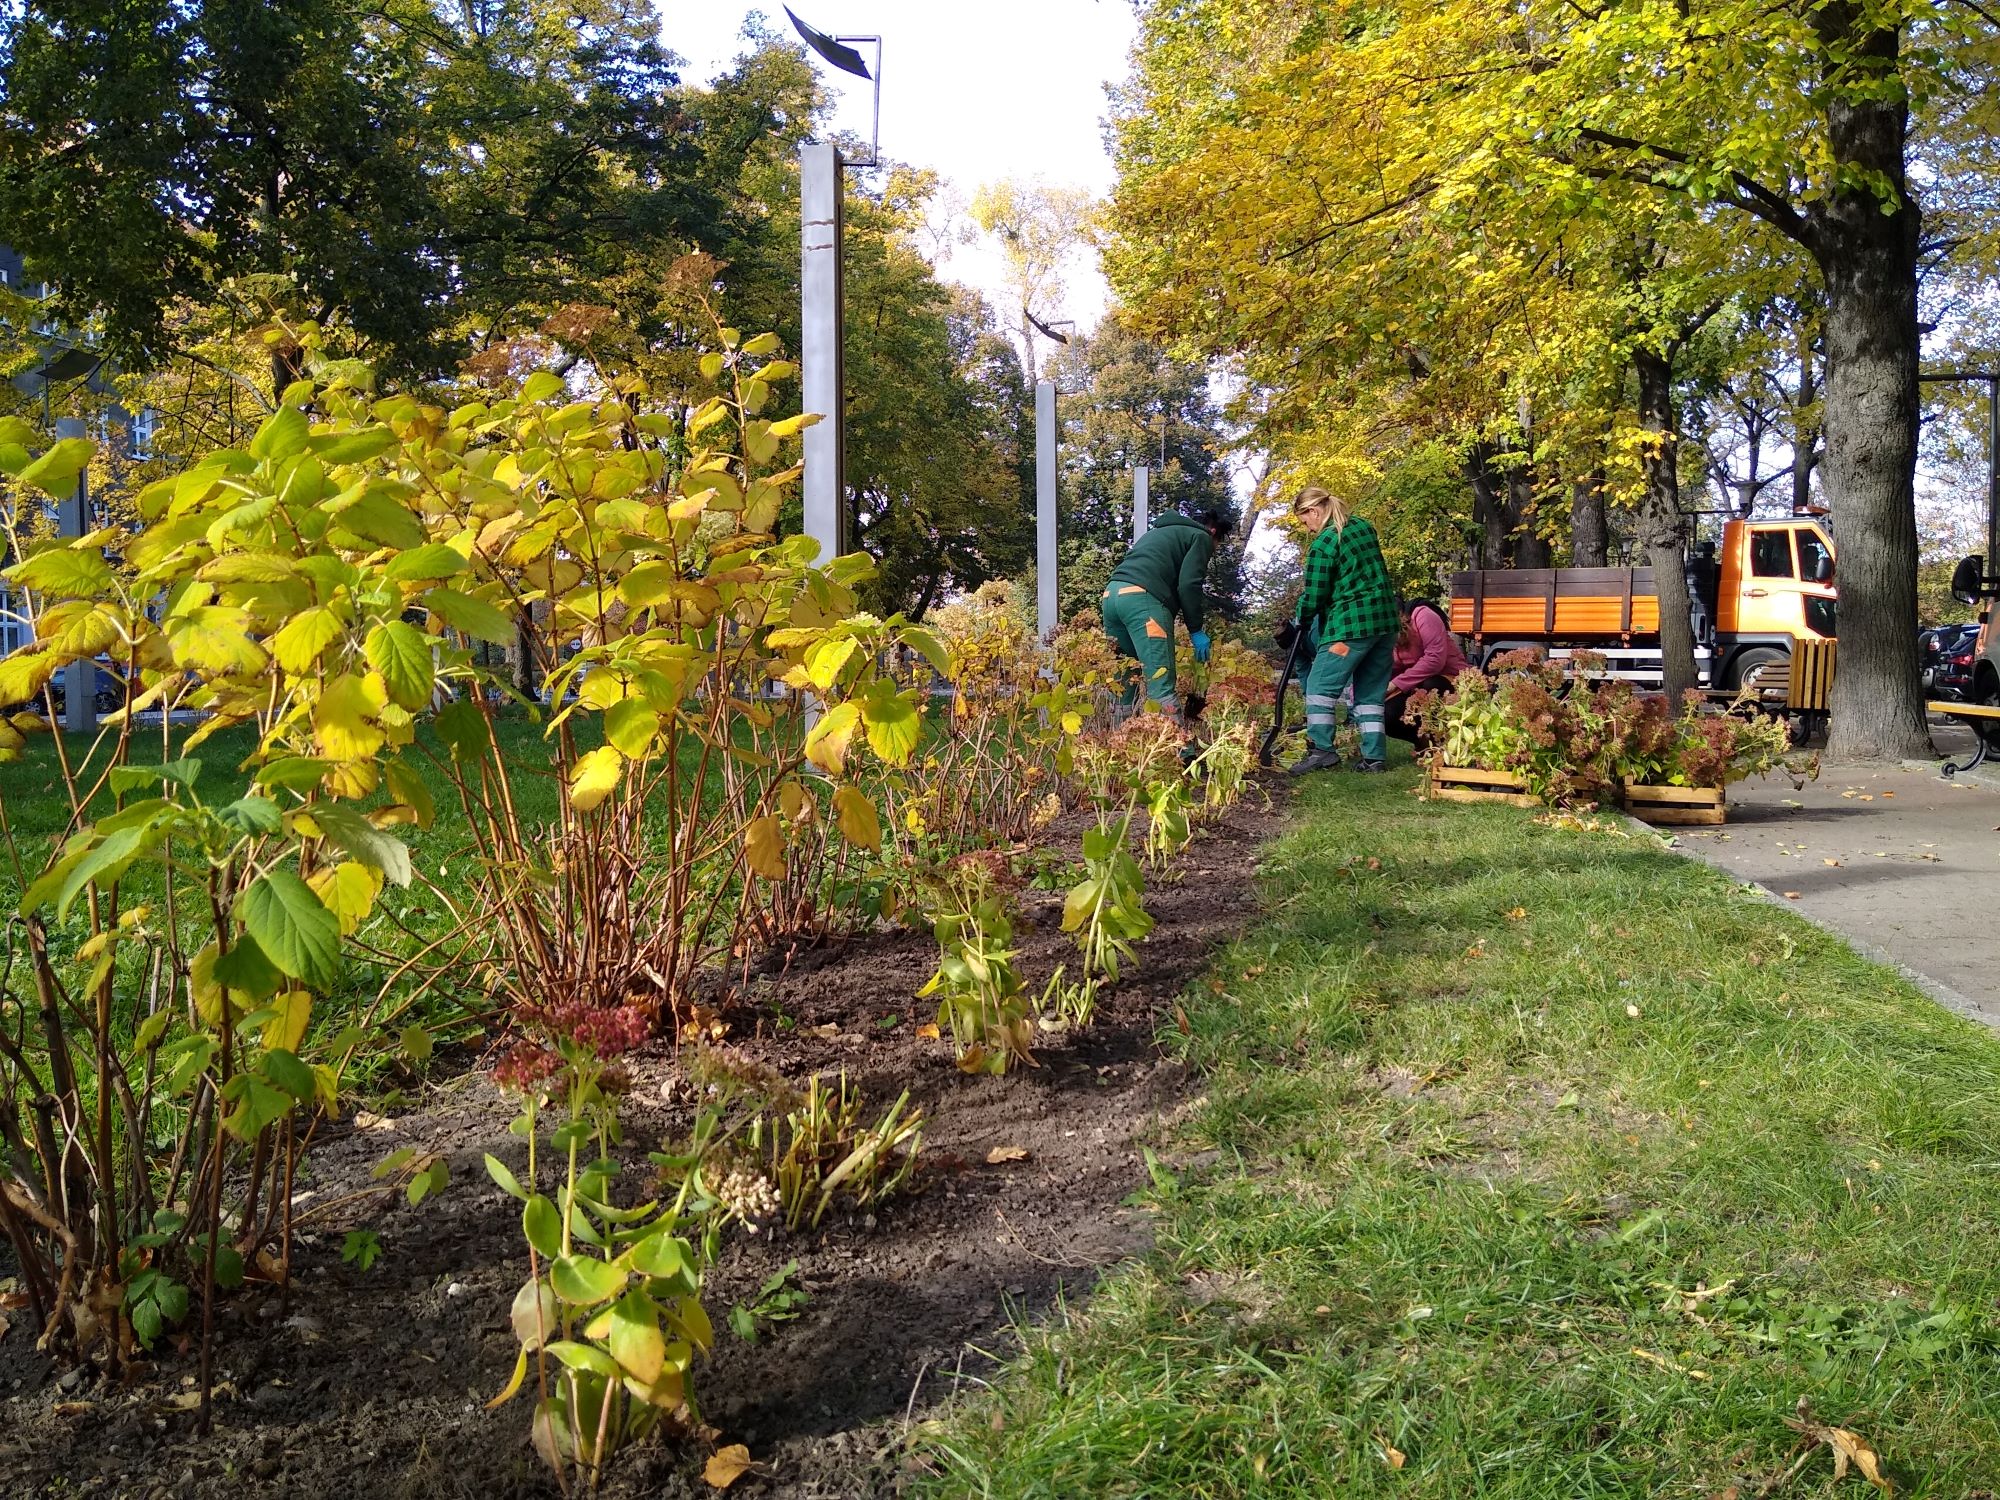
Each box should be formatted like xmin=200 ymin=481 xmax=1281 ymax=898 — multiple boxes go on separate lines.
xmin=1258 ymin=625 xmax=1310 ymax=768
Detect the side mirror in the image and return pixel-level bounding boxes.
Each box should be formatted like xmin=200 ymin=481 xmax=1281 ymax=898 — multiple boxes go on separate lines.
xmin=1951 ymin=554 xmax=1985 ymax=606
xmin=1812 ymin=554 xmax=1834 ymax=585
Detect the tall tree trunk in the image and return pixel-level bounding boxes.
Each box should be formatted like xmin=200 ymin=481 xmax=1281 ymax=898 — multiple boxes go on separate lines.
xmin=1809 ymin=2 xmax=1929 ymax=760
xmin=1509 ymin=469 xmax=1552 ymax=568
xmin=1634 ymin=349 xmax=1698 ymax=700
xmin=1467 ymin=444 xmax=1507 ymax=569
xmin=1791 ymin=335 xmax=1819 ymax=516
xmin=1570 ymin=471 xmax=1609 ymax=565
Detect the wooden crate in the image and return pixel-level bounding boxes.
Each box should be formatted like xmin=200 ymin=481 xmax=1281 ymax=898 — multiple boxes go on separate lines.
xmin=1425 ymin=762 xmax=1539 ymax=808
xmin=1622 ymin=779 xmax=1726 ymax=826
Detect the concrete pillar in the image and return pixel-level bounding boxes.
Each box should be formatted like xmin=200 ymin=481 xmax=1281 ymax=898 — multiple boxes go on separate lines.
xmin=801 ymin=142 xmax=846 ymax=565
xmin=53 ymin=417 xmax=94 ymax=734
xmin=1133 ymin=464 xmax=1149 ymax=545
xmin=1036 ymin=380 xmax=1057 ymax=641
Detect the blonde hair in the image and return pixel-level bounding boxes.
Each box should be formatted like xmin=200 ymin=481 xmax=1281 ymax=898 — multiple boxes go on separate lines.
xmin=1293 ymin=486 xmax=1349 ymax=531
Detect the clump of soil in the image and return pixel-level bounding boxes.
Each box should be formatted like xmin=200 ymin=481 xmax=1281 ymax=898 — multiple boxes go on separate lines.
xmin=0 ymin=800 xmax=1278 ymax=1499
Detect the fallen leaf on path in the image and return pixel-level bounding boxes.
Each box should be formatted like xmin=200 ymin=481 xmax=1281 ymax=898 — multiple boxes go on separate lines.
xmin=1784 ymin=1401 xmax=1892 ymax=1493
xmin=915 ymin=1022 xmax=940 ymax=1039
xmin=1376 ymin=1435 xmax=1406 ymax=1469
xmin=1783 ymin=891 xmax=1802 ymax=899
xmin=1882 ymin=791 xmax=1895 ymax=798
xmin=986 ymin=1145 xmax=1029 ymax=1165
xmin=353 ymin=1110 xmax=395 ymax=1132
xmin=1823 ymin=857 xmax=1841 ymax=866
xmin=703 ymin=1444 xmax=755 ymax=1489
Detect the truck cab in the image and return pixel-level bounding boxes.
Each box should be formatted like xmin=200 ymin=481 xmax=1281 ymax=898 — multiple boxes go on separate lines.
xmin=1707 ymin=516 xmax=1838 ymax=690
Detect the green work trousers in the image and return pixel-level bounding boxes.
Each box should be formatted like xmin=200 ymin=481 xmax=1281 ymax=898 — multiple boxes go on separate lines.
xmin=1305 ymin=630 xmax=1395 ymax=759
xmin=1101 ymin=585 xmax=1177 ymax=708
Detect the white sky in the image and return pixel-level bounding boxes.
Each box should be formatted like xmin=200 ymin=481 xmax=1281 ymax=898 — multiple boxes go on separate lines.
xmin=656 ymin=1 xmax=1135 ymax=328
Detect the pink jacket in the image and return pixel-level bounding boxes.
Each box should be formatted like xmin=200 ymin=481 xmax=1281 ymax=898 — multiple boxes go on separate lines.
xmin=1389 ymin=604 xmax=1468 ymax=694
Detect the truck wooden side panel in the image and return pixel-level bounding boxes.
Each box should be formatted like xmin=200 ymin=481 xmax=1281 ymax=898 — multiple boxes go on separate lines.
xmin=1446 ymin=568 xmax=1662 ymax=639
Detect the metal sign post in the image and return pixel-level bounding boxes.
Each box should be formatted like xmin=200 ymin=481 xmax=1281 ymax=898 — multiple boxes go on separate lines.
xmin=1133 ymin=464 xmax=1149 ymax=544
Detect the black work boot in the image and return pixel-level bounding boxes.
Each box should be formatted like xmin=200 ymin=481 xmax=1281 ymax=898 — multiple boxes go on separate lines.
xmin=1354 ymin=758 xmax=1387 ymax=773
xmin=1288 ymin=747 xmax=1343 ymax=775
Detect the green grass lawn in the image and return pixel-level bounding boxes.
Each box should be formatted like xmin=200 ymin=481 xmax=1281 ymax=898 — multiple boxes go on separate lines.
xmin=922 ymin=764 xmax=2000 ymax=1497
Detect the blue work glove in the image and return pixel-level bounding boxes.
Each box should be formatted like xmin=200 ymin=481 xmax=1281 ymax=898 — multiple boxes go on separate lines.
xmin=1190 ymin=630 xmax=1212 ymax=664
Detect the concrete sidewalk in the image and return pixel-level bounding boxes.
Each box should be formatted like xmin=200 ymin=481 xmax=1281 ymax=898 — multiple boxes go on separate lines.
xmin=1668 ymin=750 xmax=2000 ymax=1028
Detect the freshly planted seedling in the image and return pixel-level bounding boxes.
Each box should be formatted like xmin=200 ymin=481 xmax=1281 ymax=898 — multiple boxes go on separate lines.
xmin=727 ymin=1261 xmax=808 ymax=1345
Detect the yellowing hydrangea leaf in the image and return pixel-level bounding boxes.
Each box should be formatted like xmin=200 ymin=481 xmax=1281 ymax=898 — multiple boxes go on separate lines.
xmin=568 ymin=744 xmax=623 ymax=811
xmin=272 ymin=606 xmax=345 ymax=675
xmin=262 ymin=989 xmax=314 ymax=1053
xmin=743 ymin=814 xmax=786 ymax=879
xmin=314 ymin=673 xmax=386 ymax=761
xmin=832 ymin=786 xmax=882 ymax=851
xmin=168 ymin=607 xmax=268 ymax=677
xmin=802 ymin=701 xmax=860 ymax=774
xmin=309 ymin=861 xmax=380 ymax=936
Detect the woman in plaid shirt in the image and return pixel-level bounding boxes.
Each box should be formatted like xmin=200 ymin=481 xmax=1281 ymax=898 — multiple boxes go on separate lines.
xmin=1290 ymin=486 xmax=1399 ymax=774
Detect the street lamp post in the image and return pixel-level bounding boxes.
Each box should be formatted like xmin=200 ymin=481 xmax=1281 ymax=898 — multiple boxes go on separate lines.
xmin=788 ymin=10 xmax=881 ymax=570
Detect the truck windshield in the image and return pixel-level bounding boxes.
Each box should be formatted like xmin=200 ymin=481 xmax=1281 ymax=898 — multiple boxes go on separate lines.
xmin=1797 ymin=530 xmax=1833 ymax=583
xmin=1751 ymin=530 xmax=1796 ymax=578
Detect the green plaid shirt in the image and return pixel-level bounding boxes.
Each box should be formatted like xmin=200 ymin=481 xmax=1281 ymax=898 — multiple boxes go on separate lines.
xmin=1297 ymin=515 xmax=1399 ymax=642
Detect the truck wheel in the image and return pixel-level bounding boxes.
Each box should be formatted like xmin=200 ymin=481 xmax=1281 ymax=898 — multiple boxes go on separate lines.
xmin=1727 ymin=646 xmax=1787 ymax=694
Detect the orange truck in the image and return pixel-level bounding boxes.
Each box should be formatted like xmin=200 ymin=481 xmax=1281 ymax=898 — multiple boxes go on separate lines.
xmin=1446 ymin=516 xmax=1837 ymax=690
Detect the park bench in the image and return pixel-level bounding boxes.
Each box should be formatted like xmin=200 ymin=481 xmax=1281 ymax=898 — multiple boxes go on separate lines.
xmin=1928 ymin=698 xmax=2000 ymax=776
xmin=1786 ymin=638 xmax=1837 ymax=744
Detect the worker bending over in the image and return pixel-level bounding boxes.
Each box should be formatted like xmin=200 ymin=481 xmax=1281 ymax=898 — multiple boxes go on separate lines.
xmin=1290 ymin=486 xmax=1398 ymax=774
xmin=1101 ymin=507 xmax=1233 ymax=714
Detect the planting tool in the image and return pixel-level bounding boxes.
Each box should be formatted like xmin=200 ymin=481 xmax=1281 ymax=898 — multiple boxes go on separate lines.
xmin=1258 ymin=620 xmax=1310 ymax=768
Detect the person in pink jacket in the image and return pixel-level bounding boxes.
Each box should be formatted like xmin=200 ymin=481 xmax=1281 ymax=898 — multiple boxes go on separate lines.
xmin=1386 ymin=599 xmax=1469 ymax=745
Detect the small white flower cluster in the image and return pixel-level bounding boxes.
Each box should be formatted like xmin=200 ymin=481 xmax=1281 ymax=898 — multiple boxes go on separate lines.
xmin=717 ymin=1167 xmax=782 ymax=1232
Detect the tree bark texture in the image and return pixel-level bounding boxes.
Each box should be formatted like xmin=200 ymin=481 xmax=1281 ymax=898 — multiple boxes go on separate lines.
xmin=1634 ymin=349 xmax=1699 ymax=700
xmin=1569 ymin=472 xmax=1609 ymax=566
xmin=1509 ymin=469 xmax=1552 ymax=568
xmin=1809 ymin=3 xmax=1930 ymax=760
xmin=1466 ymin=443 xmax=1544 ymax=568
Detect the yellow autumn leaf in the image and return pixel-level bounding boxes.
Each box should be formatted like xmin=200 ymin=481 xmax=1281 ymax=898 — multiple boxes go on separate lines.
xmin=1785 ymin=1404 xmax=1892 ymax=1494
xmin=167 ymin=606 xmax=268 ymax=678
xmin=777 ymin=779 xmax=811 ymax=823
xmin=831 ymin=786 xmax=882 ymax=850
xmin=271 ymin=606 xmax=345 ymax=675
xmin=314 ymin=673 xmax=387 ymax=761
xmin=309 ymin=860 xmax=380 ymax=936
xmin=568 ymin=744 xmax=624 ymax=812
xmin=744 ymin=814 xmax=786 ymax=879
xmin=262 ymin=990 xmax=313 ymax=1054
xmin=703 ymin=1444 xmax=754 ymax=1490
xmin=802 ymin=701 xmax=860 ymax=774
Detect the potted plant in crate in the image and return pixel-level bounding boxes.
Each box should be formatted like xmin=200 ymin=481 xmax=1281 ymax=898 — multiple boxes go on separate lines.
xmin=1613 ymin=690 xmax=1801 ymax=825
xmin=1410 ymin=651 xmax=1617 ymax=809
